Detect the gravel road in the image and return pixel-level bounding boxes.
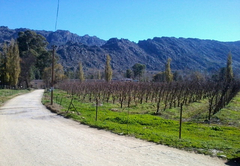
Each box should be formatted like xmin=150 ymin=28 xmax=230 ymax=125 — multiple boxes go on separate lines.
xmin=0 ymin=90 xmax=229 ymax=166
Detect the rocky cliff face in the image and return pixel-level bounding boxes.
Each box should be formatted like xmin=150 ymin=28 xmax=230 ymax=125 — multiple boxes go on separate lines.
xmin=1 ymin=26 xmax=240 ymax=74
xmin=138 ymin=37 xmax=240 ymax=71
xmin=57 ymin=41 xmax=106 ymax=71
xmin=39 ymin=30 xmax=106 ymax=47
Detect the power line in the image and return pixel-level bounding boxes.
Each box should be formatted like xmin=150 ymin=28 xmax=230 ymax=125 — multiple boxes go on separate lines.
xmin=55 ymin=0 xmax=60 ymax=31
xmin=51 ymin=0 xmax=59 ymax=105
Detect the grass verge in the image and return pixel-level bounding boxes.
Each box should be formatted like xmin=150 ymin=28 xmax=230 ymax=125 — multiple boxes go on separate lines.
xmin=42 ymin=89 xmax=240 ymax=161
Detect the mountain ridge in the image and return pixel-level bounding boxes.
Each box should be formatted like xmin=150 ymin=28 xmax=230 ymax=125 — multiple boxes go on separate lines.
xmin=0 ymin=26 xmax=240 ymax=76
xmin=0 ymin=26 xmax=106 ymax=47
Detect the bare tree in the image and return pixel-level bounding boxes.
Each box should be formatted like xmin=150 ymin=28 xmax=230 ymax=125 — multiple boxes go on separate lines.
xmin=79 ymin=61 xmax=85 ymax=82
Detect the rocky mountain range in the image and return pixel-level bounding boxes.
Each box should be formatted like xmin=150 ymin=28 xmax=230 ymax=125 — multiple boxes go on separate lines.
xmin=0 ymin=26 xmax=105 ymax=47
xmin=1 ymin=26 xmax=240 ymax=77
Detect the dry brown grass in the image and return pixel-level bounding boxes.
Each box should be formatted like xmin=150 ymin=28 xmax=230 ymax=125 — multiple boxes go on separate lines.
xmin=45 ymin=103 xmax=64 ymax=115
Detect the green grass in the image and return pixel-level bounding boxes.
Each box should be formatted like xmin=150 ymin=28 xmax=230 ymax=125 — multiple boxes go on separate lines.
xmin=212 ymin=92 xmax=240 ymax=127
xmin=43 ymin=89 xmax=240 ymax=160
xmin=0 ymin=89 xmax=30 ymax=106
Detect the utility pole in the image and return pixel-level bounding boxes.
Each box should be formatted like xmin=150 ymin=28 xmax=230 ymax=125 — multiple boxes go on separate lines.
xmin=51 ymin=45 xmax=56 ymax=105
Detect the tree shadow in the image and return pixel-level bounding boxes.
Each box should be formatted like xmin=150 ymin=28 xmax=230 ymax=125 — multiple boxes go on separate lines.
xmin=225 ymin=158 xmax=240 ymax=166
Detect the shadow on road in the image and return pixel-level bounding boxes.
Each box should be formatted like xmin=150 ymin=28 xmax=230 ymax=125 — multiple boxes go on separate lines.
xmin=225 ymin=157 xmax=240 ymax=166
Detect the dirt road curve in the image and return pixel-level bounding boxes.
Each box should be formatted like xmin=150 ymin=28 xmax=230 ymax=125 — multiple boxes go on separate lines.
xmin=0 ymin=90 xmax=228 ymax=166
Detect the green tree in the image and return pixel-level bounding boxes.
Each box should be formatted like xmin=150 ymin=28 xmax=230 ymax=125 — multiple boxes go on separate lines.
xmin=104 ymin=54 xmax=112 ymax=82
xmin=125 ymin=69 xmax=133 ymax=78
xmin=17 ymin=30 xmax=52 ymax=87
xmin=79 ymin=61 xmax=85 ymax=82
xmin=132 ymin=63 xmax=146 ymax=80
xmin=36 ymin=50 xmax=52 ymax=79
xmin=165 ymin=58 xmax=173 ymax=83
xmin=226 ymin=52 xmax=233 ymax=83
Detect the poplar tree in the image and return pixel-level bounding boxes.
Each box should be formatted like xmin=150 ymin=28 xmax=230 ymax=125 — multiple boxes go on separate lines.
xmin=0 ymin=52 xmax=2 ymax=82
xmin=0 ymin=43 xmax=8 ymax=85
xmin=104 ymin=54 xmax=112 ymax=82
xmin=3 ymin=39 xmax=21 ymax=87
xmin=79 ymin=61 xmax=85 ymax=82
xmin=165 ymin=58 xmax=173 ymax=83
xmin=10 ymin=39 xmax=21 ymax=87
xmin=226 ymin=52 xmax=233 ymax=83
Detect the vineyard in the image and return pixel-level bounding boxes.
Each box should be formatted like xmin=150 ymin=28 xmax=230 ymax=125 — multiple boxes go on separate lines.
xmin=57 ymin=80 xmax=240 ymax=121
xmin=43 ymin=80 xmax=240 ymax=159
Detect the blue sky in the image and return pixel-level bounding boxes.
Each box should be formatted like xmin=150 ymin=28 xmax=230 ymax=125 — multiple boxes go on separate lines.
xmin=0 ymin=0 xmax=239 ymax=42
